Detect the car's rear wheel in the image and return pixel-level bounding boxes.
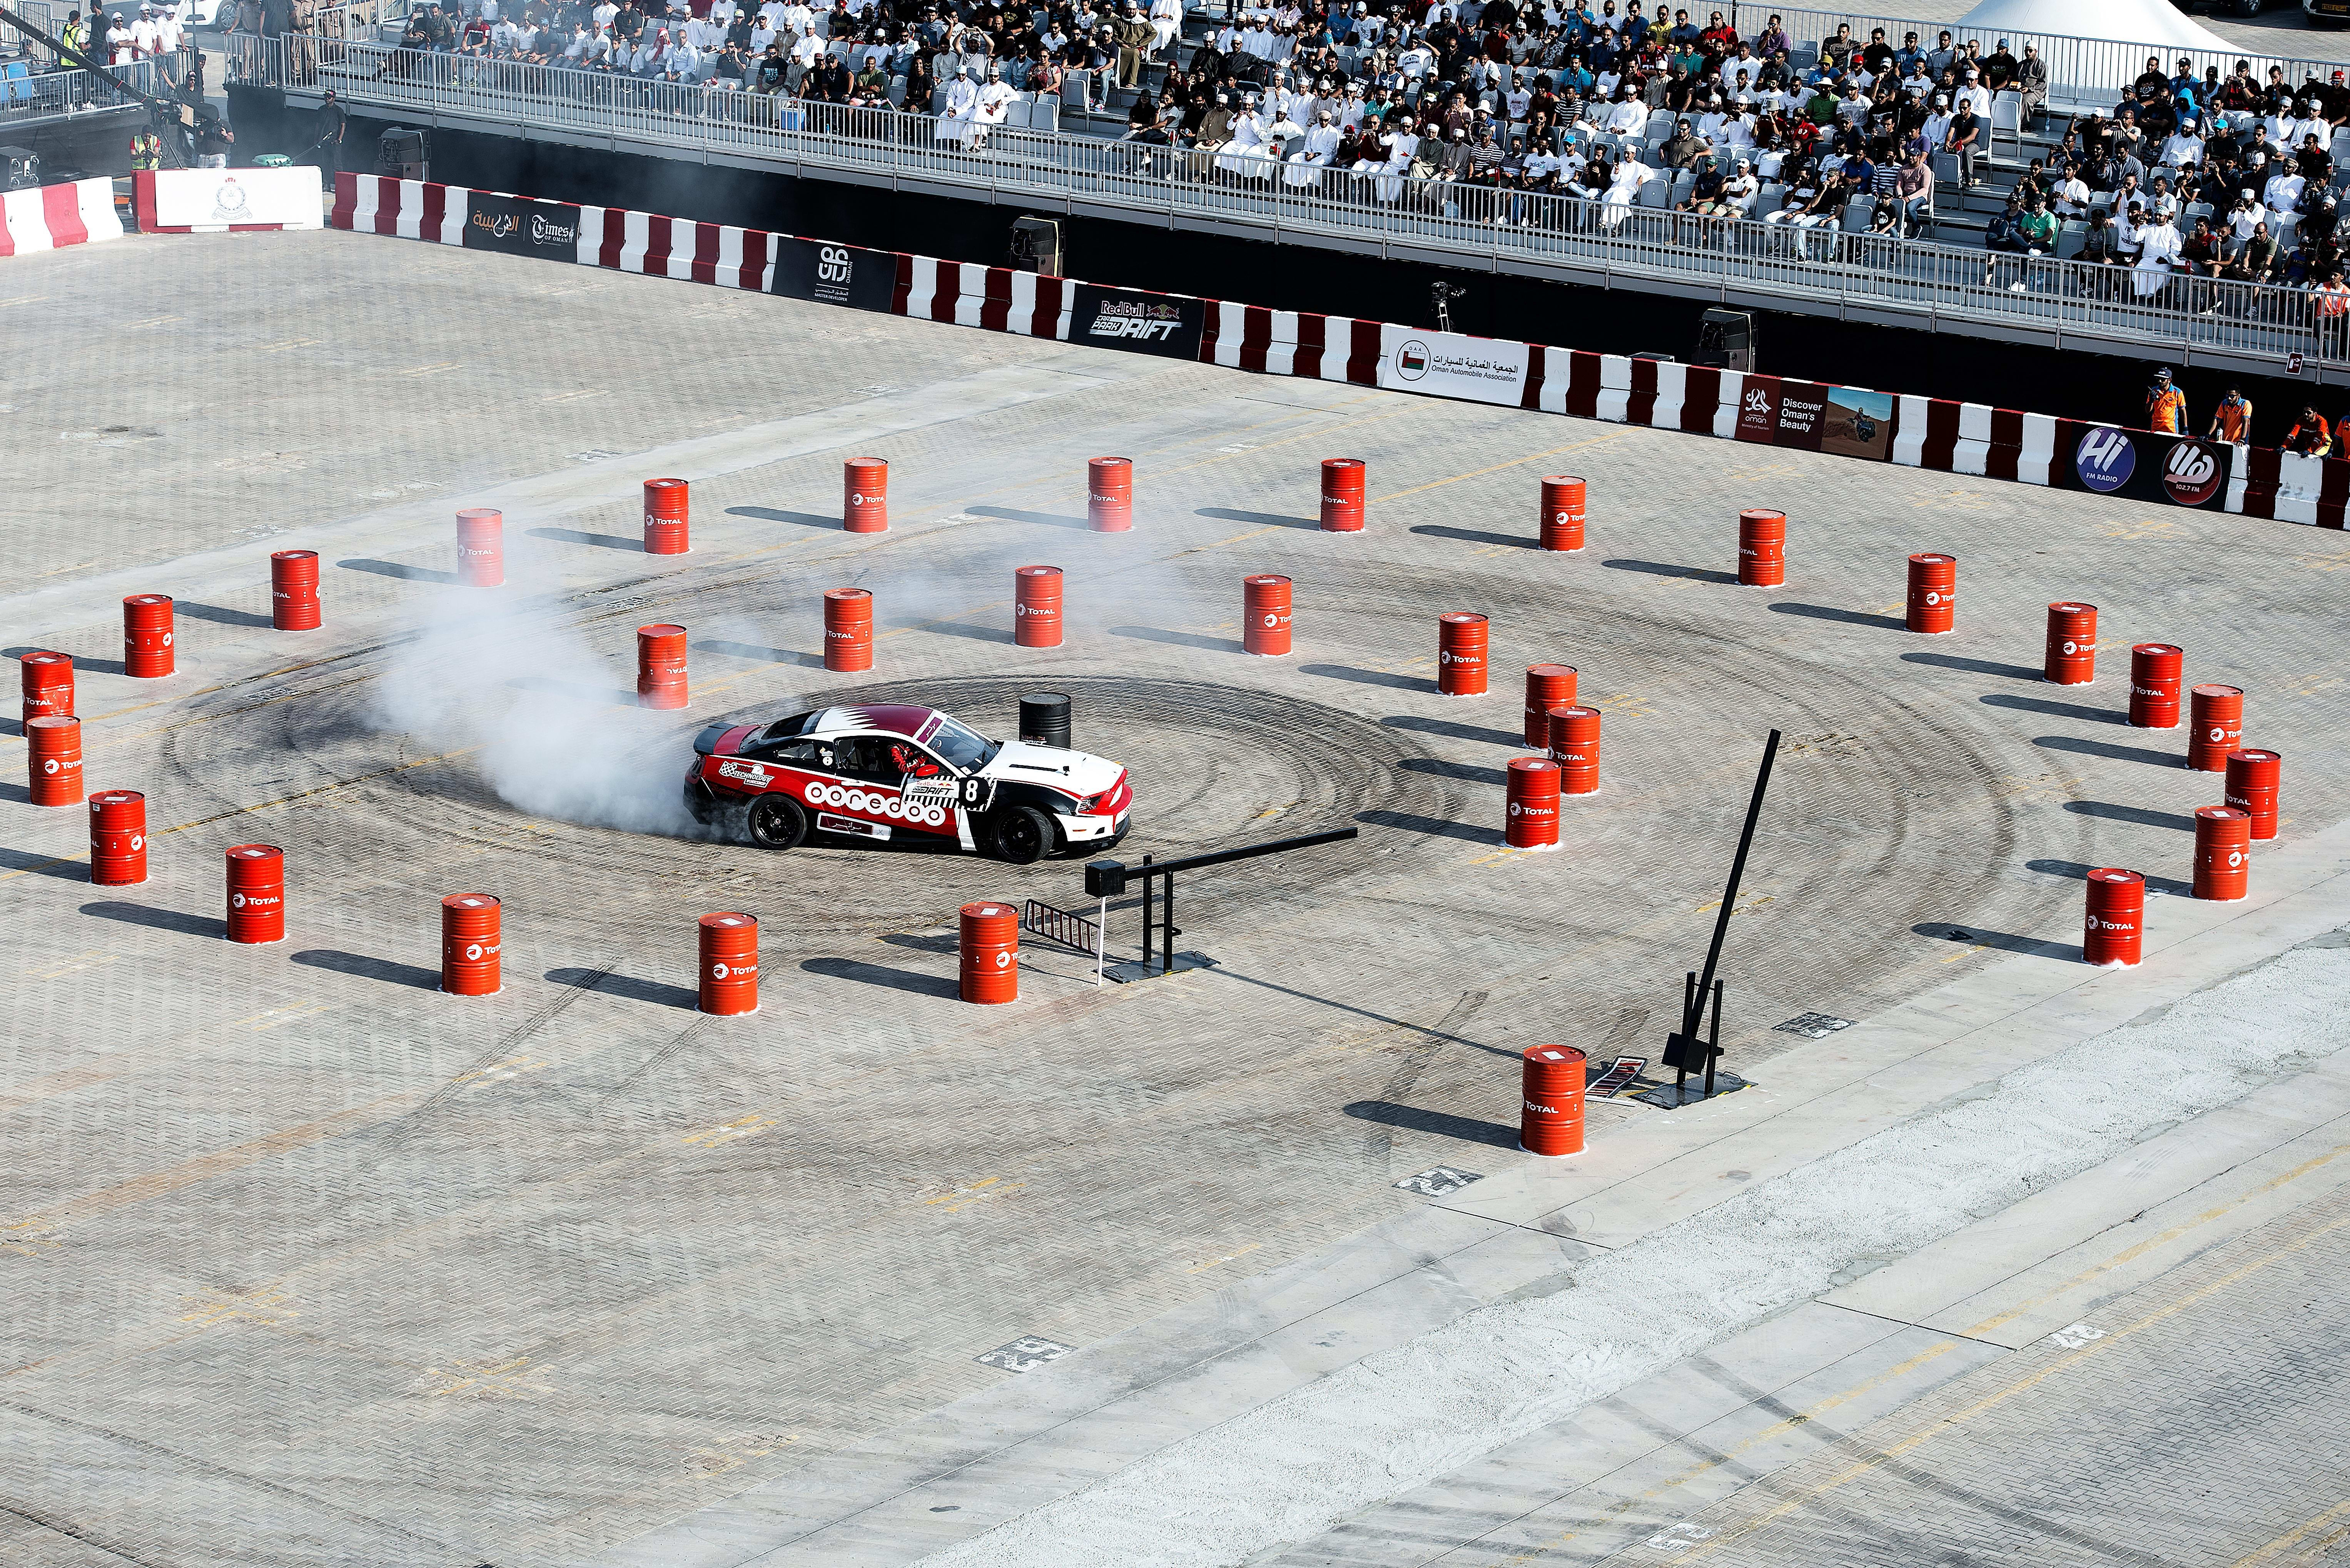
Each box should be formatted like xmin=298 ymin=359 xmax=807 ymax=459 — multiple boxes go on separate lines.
xmin=990 ymin=805 xmax=1055 ymax=865
xmin=746 ymin=794 xmax=809 ymax=850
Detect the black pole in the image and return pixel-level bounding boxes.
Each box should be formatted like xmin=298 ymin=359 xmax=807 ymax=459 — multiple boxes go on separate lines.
xmin=1704 ymin=978 xmax=1724 ymax=1098
xmin=1677 ymin=969 xmax=1696 ymax=1097
xmin=1139 ymin=852 xmax=1154 ymax=969
xmin=1162 ymin=871 xmax=1176 ymax=976
xmin=1684 ymin=728 xmax=1781 ymax=1035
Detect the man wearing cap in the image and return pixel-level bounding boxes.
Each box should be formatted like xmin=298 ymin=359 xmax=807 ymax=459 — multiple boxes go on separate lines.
xmin=2015 ymin=42 xmax=2047 ymax=127
xmin=2146 ymin=368 xmax=2187 ymax=434
xmin=127 ymin=3 xmax=159 ymax=57
xmin=971 ymin=62 xmax=1015 ymax=147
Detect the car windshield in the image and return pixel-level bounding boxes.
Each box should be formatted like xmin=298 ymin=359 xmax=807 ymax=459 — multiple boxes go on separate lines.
xmin=928 ymin=716 xmax=999 ymax=772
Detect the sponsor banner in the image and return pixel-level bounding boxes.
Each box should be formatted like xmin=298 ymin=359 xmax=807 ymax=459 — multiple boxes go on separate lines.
xmin=144 ymin=166 xmax=323 ymax=230
xmin=1821 ymin=386 xmax=1897 ymax=462
xmin=461 ymin=189 xmax=583 ymax=260
xmin=1771 ymin=380 xmax=1833 ymax=452
xmin=1377 ymin=325 xmax=1530 ymax=405
xmin=1734 ymin=375 xmax=1782 ymax=442
xmin=1067 ymin=282 xmax=1206 ymax=358
xmin=2153 ymin=437 xmax=2233 ymax=509
xmin=2054 ymin=423 xmax=2234 ymax=508
xmin=770 ymin=235 xmax=897 ymax=312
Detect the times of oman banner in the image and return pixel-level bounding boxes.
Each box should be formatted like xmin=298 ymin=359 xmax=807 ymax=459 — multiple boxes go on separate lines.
xmin=460 ymin=189 xmax=584 ymax=261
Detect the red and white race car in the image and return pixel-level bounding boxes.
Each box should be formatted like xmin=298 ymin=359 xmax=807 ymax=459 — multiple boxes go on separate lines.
xmin=684 ymin=703 xmax=1132 ymax=864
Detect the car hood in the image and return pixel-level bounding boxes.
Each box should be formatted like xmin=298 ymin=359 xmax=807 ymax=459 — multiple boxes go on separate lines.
xmin=979 ymin=739 xmax=1124 ymax=796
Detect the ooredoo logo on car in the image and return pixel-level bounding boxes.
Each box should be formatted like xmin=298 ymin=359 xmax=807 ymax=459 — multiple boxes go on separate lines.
xmin=2161 ymin=441 xmax=2223 ymax=505
xmin=2074 ymin=427 xmax=2136 ymax=492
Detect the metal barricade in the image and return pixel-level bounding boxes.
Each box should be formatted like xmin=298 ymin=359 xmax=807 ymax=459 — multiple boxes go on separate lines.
xmin=257 ymin=35 xmax=2337 ymax=372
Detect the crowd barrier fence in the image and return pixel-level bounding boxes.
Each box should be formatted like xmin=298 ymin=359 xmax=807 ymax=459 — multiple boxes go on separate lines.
xmin=238 ymin=36 xmax=2348 ymax=375
xmin=329 ymin=170 xmax=2350 ymax=530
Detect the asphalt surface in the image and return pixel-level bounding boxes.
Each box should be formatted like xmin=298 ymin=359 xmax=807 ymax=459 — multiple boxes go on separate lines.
xmin=4 ymin=227 xmax=2348 ymax=1568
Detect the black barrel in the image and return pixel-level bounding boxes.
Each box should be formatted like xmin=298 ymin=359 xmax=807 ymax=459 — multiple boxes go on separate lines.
xmin=1018 ymin=691 xmax=1072 ymax=749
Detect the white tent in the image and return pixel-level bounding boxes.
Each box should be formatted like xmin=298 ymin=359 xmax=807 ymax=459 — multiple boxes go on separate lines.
xmin=1948 ymin=0 xmax=2239 ymax=56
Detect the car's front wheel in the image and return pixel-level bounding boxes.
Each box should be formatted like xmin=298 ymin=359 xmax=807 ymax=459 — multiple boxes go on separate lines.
xmin=989 ymin=805 xmax=1056 ymax=865
xmin=746 ymin=794 xmax=809 ymax=850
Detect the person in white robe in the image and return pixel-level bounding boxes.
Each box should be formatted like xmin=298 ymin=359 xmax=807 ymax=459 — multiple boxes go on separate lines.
xmin=972 ymin=63 xmax=1015 ymax=145
xmin=1374 ymin=123 xmax=1418 ymax=200
xmin=1600 ymin=153 xmax=1655 ymax=227
xmin=1147 ymin=0 xmax=1180 ymax=53
xmin=2133 ymin=213 xmax=2183 ymax=298
xmin=1281 ymin=108 xmax=1335 ymax=185
xmin=1219 ymin=98 xmax=1277 ymax=178
xmin=937 ymin=64 xmax=980 ymax=145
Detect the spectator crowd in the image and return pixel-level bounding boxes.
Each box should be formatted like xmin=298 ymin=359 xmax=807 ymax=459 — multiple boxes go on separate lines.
xmin=219 ymin=0 xmax=2350 ymax=327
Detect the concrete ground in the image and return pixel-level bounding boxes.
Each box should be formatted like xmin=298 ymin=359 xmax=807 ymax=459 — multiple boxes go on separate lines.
xmin=3 ymin=227 xmax=2348 ymax=1568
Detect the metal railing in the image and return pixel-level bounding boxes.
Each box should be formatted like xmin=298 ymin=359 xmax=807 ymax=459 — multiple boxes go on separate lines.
xmin=0 ymin=50 xmax=192 ymax=123
xmin=235 ymin=36 xmax=2346 ymax=370
xmin=1725 ymin=2 xmax=2350 ymax=116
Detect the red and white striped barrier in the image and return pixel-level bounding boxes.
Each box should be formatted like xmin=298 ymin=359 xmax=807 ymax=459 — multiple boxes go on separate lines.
xmin=328 ymin=173 xmax=2342 ymax=532
xmin=0 ymin=178 xmax=122 ymax=259
xmin=900 ymin=257 xmax=1069 ymax=337
xmin=1200 ymin=301 xmax=1381 ymax=384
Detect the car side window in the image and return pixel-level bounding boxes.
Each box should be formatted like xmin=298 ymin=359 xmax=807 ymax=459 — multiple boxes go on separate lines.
xmin=834 ymin=737 xmax=905 ymax=784
xmin=749 ymin=736 xmax=828 ymax=767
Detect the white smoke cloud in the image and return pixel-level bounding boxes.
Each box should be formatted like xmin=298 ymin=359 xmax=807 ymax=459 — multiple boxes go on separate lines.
xmin=367 ymin=571 xmax=703 ymax=838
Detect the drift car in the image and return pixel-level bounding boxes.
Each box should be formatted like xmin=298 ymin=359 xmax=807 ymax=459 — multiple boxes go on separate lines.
xmin=685 ymin=704 xmax=1132 ymax=864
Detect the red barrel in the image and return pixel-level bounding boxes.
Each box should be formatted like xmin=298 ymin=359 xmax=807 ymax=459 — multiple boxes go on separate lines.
xmin=959 ymin=901 xmax=1019 ymax=1004
xmin=1243 ymin=574 xmax=1293 ymax=657
xmin=2128 ymin=643 xmax=2185 ymax=729
xmin=270 ymin=550 xmax=321 ymax=631
xmin=2225 ymin=748 xmax=2282 ymax=841
xmin=1088 ymin=457 xmax=1134 ymax=532
xmin=2193 ymin=806 xmax=2251 ymax=902
xmin=1539 ymin=475 xmax=1586 ymax=552
xmin=2083 ymin=867 xmax=2144 ymax=967
xmin=823 ymin=588 xmax=874 ymax=673
xmin=89 ymin=789 xmax=147 ymax=886
xmin=699 ymin=911 xmax=759 ymax=1014
xmin=1906 ymin=552 xmax=1956 ymax=634
xmin=441 ymin=893 xmax=502 ymax=996
xmin=19 ymin=651 xmax=72 ymax=722
xmin=1548 ymin=705 xmax=1602 ymax=795
xmin=637 ymin=624 xmax=688 ymax=710
xmin=1437 ymin=612 xmax=1489 ymax=696
xmin=1521 ymin=1044 xmax=1587 ymax=1157
xmin=1505 ymin=756 xmax=1562 ymax=850
xmin=2044 ymin=602 xmax=2097 ymax=684
xmin=844 ymin=457 xmax=889 ymax=533
xmin=123 ymin=594 xmax=175 ymax=678
xmin=1320 ymin=458 xmax=1366 ymax=532
xmin=26 ymin=715 xmax=83 ymax=807
xmin=225 ymin=843 xmax=286 ymax=944
xmin=1737 ymin=509 xmax=1786 ymax=587
xmin=2188 ymin=684 xmax=2243 ymax=772
xmin=1524 ymin=663 xmax=1577 ymax=746
xmin=456 ymin=508 xmax=505 ymax=588
xmin=643 ymin=477 xmax=690 ymax=555
xmin=1015 ymin=565 xmax=1065 ymax=648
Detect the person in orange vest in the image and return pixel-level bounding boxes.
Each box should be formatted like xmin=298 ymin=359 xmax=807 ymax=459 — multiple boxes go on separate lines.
xmin=2206 ymin=387 xmax=2252 ymax=443
xmin=2145 ymin=366 xmax=2187 ymax=434
xmin=2283 ymin=405 xmax=2333 ymax=457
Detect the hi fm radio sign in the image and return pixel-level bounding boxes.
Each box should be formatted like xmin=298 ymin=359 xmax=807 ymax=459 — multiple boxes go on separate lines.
xmin=2059 ymin=423 xmax=2232 ymax=509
